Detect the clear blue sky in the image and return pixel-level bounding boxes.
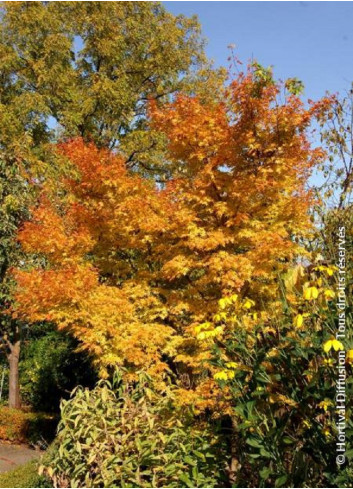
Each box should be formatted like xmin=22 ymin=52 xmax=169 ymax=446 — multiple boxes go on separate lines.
xmin=165 ymin=1 xmax=353 ymax=101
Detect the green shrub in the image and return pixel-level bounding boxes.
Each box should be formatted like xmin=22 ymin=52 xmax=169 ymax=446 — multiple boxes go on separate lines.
xmin=42 ymin=373 xmax=228 ymax=488
xmin=0 ymin=406 xmax=57 ymax=446
xmin=207 ymin=264 xmax=353 ymax=487
xmin=19 ymin=324 xmax=97 ymax=413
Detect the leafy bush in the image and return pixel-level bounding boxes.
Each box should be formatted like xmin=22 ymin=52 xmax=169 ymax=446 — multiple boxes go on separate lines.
xmin=42 ymin=374 xmax=228 ymax=488
xmin=0 ymin=406 xmax=57 ymax=446
xmin=203 ymin=264 xmax=353 ymax=487
xmin=19 ymin=324 xmax=98 ymax=413
xmin=0 ymin=323 xmax=97 ymax=413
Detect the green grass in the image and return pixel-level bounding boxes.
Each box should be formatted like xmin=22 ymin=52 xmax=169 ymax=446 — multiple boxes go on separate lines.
xmin=0 ymin=460 xmax=51 ymax=488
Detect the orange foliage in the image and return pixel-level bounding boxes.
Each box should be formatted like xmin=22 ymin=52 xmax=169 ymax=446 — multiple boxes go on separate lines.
xmin=13 ymin=69 xmax=332 ymax=402
xmin=14 ymin=140 xmax=173 ymax=379
xmin=0 ymin=406 xmax=55 ymax=444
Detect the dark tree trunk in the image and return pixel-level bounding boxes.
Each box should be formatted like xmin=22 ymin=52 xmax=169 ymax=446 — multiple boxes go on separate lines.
xmin=8 ymin=334 xmax=21 ymax=409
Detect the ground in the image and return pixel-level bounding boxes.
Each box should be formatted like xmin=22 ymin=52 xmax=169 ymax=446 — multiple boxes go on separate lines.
xmin=0 ymin=443 xmax=39 ymax=473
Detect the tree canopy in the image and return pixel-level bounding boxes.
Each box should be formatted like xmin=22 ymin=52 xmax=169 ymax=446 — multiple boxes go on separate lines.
xmin=13 ymin=68 xmax=332 ymax=403
xmin=0 ymin=0 xmax=222 ymax=408
xmin=0 ymin=1 xmax=221 ymax=166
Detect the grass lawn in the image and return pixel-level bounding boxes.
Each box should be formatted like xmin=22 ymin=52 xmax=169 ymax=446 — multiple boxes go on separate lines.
xmin=0 ymin=459 xmax=51 ymax=488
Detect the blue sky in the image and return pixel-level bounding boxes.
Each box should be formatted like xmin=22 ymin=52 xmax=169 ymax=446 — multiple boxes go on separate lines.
xmin=165 ymin=2 xmax=353 ymax=101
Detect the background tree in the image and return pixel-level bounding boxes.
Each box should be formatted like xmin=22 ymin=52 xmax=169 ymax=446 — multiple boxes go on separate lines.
xmin=0 ymin=1 xmax=222 ymax=173
xmin=309 ymin=86 xmax=353 ymax=278
xmin=0 ymin=154 xmax=30 ymax=408
xmin=19 ymin=323 xmax=97 ymax=413
xmin=317 ymin=85 xmax=353 ymax=209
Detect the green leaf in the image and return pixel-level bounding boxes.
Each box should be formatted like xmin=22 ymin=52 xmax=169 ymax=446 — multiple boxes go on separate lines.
xmin=275 ymin=474 xmax=288 ymax=487
xmin=184 ymin=455 xmax=196 ymax=466
xmin=282 ymin=436 xmax=294 ymax=445
xmin=192 ymin=450 xmax=206 ymax=461
xmin=344 ymin=449 xmax=353 ymax=459
xmin=246 ymin=437 xmax=263 ymax=448
xmin=179 ymin=473 xmax=193 ymax=487
xmin=260 ymin=448 xmax=272 ymax=458
xmin=259 ymin=467 xmax=272 ymax=480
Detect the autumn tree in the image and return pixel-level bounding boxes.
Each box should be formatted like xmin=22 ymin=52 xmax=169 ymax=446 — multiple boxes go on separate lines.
xmin=13 ymin=66 xmax=331 ymax=407
xmin=0 ymin=0 xmax=221 ymax=407
xmin=13 ymin=140 xmax=174 ymax=381
xmin=0 ymin=1 xmax=222 ymax=171
xmin=148 ymin=66 xmax=332 ymax=407
xmin=317 ymin=84 xmax=353 ymax=209
xmin=311 ymin=85 xmax=353 ymax=290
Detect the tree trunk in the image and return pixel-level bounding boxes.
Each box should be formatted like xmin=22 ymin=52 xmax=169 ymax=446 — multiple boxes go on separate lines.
xmin=228 ymin=416 xmax=241 ymax=486
xmin=8 ymin=338 xmax=21 ymax=409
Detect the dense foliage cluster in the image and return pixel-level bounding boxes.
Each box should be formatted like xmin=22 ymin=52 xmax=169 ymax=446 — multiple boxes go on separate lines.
xmin=0 ymin=2 xmax=352 ymax=488
xmin=13 ymin=71 xmax=331 ymax=388
xmin=0 ymin=0 xmax=221 ymax=410
xmin=0 ymin=405 xmax=56 ymax=446
xmin=41 ymin=375 xmax=227 ymax=488
xmin=197 ymin=264 xmax=353 ymax=487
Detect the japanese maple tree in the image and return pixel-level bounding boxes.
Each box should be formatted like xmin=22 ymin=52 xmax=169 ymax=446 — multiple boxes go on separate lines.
xmin=13 ymin=140 xmax=173 ymax=381
xmin=148 ymin=66 xmax=332 ymax=405
xmin=13 ymin=66 xmax=331 ymax=401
